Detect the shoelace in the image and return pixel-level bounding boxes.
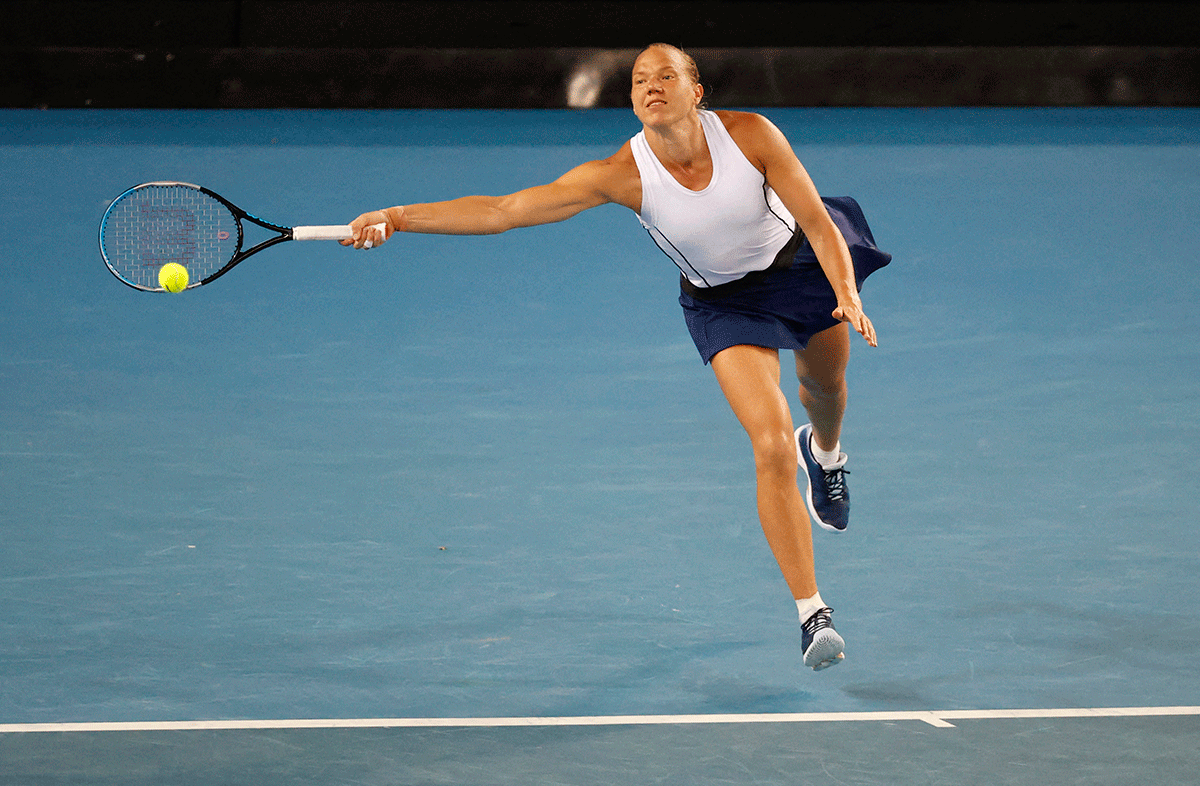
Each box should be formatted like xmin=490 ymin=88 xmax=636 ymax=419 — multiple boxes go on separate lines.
xmin=822 ymin=467 xmax=849 ymax=502
xmin=801 ymin=607 xmax=836 ymax=636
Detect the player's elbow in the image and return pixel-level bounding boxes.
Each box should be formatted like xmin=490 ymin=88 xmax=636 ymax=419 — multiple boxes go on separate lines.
xmin=462 ymin=195 xmax=510 ymax=234
xmin=449 ymin=195 xmax=517 ymax=235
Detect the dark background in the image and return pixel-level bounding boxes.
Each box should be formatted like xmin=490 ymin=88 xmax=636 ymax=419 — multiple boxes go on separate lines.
xmin=4 ymin=1 xmax=1199 ymax=107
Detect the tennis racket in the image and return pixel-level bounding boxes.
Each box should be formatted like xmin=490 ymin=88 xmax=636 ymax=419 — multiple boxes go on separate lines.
xmin=99 ymin=181 xmax=385 ymax=292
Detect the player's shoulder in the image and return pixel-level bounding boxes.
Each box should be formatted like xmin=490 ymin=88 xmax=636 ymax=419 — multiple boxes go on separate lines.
xmin=604 ymin=139 xmax=638 ymax=166
xmin=588 ymin=141 xmax=641 ymax=182
xmin=555 ymin=142 xmax=640 ymax=211
xmin=711 ymin=111 xmax=791 ymax=172
xmin=559 ymin=142 xmax=635 ymax=179
xmin=714 ymin=110 xmax=783 ymax=140
xmin=597 ymin=142 xmax=642 ymax=209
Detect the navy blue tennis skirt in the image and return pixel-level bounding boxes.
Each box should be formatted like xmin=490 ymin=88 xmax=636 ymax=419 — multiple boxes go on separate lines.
xmin=679 ymin=196 xmax=891 ymax=364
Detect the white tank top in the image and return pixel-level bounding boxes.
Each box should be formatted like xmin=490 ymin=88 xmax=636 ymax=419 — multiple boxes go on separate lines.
xmin=630 ymin=110 xmax=796 ymax=288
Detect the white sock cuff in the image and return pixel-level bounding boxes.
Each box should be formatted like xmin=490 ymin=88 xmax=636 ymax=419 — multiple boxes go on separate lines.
xmin=796 ymin=592 xmax=826 ymax=623
xmin=808 ymin=434 xmax=843 ymax=469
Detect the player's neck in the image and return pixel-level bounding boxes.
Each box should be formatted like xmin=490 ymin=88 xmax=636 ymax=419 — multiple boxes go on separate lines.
xmin=644 ymin=112 xmax=708 ymax=171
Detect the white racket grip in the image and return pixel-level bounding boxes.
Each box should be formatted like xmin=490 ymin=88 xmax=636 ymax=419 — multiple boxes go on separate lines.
xmin=292 ymin=222 xmax=387 ymax=241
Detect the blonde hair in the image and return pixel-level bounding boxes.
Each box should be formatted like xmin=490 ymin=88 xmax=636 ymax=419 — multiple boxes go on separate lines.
xmin=643 ymin=43 xmax=702 ymax=88
xmin=640 ymin=43 xmax=706 ymax=108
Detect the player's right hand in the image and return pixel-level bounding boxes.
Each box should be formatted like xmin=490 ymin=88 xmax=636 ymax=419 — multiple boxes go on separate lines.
xmin=343 ymin=209 xmax=396 ymax=249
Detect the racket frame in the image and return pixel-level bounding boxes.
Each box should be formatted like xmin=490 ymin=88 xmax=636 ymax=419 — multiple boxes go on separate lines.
xmin=199 ymin=184 xmax=297 ymax=288
xmin=100 ymin=181 xmax=318 ymax=292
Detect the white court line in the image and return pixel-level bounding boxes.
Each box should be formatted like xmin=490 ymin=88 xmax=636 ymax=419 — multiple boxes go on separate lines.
xmin=2 ymin=706 xmax=1199 ymax=734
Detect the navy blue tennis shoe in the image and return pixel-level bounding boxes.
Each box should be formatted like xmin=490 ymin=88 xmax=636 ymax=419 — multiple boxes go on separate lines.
xmin=801 ymin=607 xmax=845 ymax=670
xmin=795 ymin=424 xmax=850 ymax=532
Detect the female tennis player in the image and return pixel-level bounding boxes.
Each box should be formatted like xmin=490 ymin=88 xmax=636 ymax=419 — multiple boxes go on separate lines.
xmin=343 ymin=43 xmax=890 ymax=671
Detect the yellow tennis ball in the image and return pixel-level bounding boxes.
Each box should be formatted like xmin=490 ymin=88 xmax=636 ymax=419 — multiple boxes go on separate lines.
xmin=158 ymin=263 xmax=189 ymax=293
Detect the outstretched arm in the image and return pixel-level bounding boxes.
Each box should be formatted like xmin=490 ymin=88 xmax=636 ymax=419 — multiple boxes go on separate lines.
xmin=341 ymin=156 xmax=628 ymax=248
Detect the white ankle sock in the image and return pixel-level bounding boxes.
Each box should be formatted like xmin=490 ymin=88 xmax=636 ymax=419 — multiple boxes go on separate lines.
xmin=809 ymin=434 xmax=842 ymax=469
xmin=796 ymin=592 xmax=827 ymax=624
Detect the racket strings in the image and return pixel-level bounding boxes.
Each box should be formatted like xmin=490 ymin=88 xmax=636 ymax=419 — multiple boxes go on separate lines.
xmin=101 ymin=185 xmax=241 ymax=289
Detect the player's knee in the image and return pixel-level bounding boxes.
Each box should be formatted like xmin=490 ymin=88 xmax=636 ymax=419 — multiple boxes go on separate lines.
xmin=751 ymin=429 xmax=798 ymax=477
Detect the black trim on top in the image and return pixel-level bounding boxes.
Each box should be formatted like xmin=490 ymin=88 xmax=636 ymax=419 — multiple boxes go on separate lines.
xmin=762 ymin=182 xmax=795 ymax=233
xmin=644 ymin=225 xmax=712 ymax=288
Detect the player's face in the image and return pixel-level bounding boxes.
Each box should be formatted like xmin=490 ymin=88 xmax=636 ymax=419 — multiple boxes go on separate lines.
xmin=631 ymin=47 xmax=703 ymax=127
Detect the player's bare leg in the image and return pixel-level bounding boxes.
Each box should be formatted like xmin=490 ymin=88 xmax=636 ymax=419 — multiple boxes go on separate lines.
xmin=793 ymin=323 xmax=853 ymax=532
xmin=711 ymin=344 xmax=844 ymax=669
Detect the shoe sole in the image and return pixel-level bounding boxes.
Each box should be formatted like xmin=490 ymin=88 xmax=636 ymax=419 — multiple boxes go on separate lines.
xmin=804 ymin=630 xmax=846 ymax=671
xmin=796 ymin=426 xmax=847 ymax=533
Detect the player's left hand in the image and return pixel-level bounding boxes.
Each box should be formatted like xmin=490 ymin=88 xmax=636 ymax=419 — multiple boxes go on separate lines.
xmin=833 ymin=300 xmax=877 ymax=347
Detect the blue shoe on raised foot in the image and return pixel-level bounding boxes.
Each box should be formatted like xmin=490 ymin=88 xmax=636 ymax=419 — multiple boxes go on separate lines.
xmin=795 ymin=424 xmax=850 ymax=532
xmin=802 ymin=607 xmax=845 ymax=671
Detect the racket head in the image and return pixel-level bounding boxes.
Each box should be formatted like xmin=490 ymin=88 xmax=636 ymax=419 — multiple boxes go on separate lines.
xmin=99 ymin=181 xmax=244 ymax=292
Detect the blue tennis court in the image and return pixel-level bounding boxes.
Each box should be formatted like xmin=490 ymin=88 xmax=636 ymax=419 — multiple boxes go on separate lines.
xmin=1 ymin=107 xmax=1198 ymax=783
